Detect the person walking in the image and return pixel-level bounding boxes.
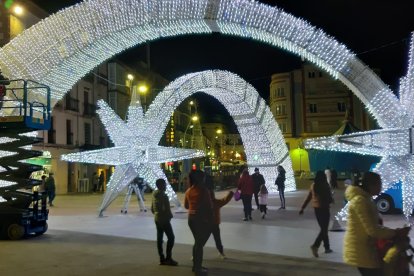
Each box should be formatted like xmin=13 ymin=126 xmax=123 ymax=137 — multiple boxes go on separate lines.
xmin=184 ymin=170 xmax=213 ymax=275
xmin=237 ymin=168 xmax=254 ymax=221
xmin=275 ymin=165 xmax=286 ymax=209
xmin=258 ymin=184 xmax=268 ymax=219
xmin=251 ymin=168 xmax=265 ymax=210
xmin=208 ymin=188 xmax=233 ymax=259
xmin=343 ymin=172 xmax=410 ymax=276
xmin=45 ymin=172 xmax=56 ymax=207
xmin=299 ymin=170 xmax=333 ymax=257
xmin=98 ymin=171 xmax=105 ymax=192
xmin=151 ymin=178 xmax=178 ymax=266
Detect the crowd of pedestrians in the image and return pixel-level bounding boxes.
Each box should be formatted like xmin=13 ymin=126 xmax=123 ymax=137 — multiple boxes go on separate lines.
xmin=148 ymin=166 xmax=288 ymax=275
xmin=148 ymin=166 xmax=410 ymax=276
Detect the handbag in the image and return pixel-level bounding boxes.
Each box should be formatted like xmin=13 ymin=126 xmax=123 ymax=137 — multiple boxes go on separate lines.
xmin=233 ymin=190 xmax=241 ymax=201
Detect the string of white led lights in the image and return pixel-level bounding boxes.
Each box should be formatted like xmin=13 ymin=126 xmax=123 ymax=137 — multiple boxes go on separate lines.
xmin=62 ymin=70 xmax=294 ymax=215
xmin=62 ymin=87 xmax=205 ymax=215
xmin=305 ymin=33 xmax=414 ymax=219
xmin=0 ymin=0 xmax=402 ymax=129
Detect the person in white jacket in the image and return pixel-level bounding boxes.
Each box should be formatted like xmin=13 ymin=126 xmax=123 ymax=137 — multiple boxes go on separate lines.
xmin=343 ymin=172 xmax=410 ymax=276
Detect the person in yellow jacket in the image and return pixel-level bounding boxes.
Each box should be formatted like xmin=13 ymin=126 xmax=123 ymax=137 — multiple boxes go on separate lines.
xmin=343 ymin=172 xmax=410 ymax=276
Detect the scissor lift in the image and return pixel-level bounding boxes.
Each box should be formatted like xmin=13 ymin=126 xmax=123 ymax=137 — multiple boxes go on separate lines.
xmin=0 ymin=76 xmax=52 ymax=239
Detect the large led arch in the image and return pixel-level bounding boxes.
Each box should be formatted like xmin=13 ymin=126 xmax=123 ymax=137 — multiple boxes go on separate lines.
xmin=147 ymin=69 xmax=295 ymax=192
xmin=0 ymin=0 xmax=405 ymax=129
xmin=61 ymin=70 xmax=293 ymax=214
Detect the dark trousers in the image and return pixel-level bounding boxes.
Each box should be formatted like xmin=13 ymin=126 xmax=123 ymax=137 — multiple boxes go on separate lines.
xmin=259 ymin=204 xmax=267 ymax=214
xmin=211 ymin=224 xmax=223 ymax=254
xmin=358 ymin=267 xmax=383 ymax=276
xmin=313 ymin=208 xmax=330 ymax=250
xmin=279 ymin=187 xmax=285 ymax=208
xmin=188 ymin=218 xmax=212 ymax=272
xmin=253 ymin=192 xmax=259 ymax=208
xmin=47 ymin=190 xmax=55 ymax=205
xmin=241 ymin=194 xmax=253 ymax=219
xmin=155 ymin=221 xmax=175 ymax=261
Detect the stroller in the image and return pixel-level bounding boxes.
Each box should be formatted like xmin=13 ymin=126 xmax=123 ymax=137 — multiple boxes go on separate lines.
xmin=377 ymin=235 xmax=414 ymax=276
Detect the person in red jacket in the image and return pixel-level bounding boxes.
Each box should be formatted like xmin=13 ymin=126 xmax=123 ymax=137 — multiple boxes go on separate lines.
xmin=237 ymin=168 xmax=254 ymax=221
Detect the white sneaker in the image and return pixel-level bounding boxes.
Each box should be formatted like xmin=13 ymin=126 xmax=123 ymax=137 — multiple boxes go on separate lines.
xmin=219 ymin=253 xmax=226 ymax=259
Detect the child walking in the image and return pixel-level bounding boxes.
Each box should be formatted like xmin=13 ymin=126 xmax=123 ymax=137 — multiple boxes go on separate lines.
xmin=258 ymin=184 xmax=268 ymax=219
xmin=210 ymin=189 xmax=234 ymax=259
xmin=151 ymin=178 xmax=178 ymax=266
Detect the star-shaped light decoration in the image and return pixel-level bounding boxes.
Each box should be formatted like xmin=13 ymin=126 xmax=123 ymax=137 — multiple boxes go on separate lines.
xmin=62 ymin=88 xmax=204 ymax=216
xmin=304 ymin=32 xmax=414 ymax=219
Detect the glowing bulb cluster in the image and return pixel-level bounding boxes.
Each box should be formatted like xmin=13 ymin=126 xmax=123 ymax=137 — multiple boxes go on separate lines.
xmin=305 ymin=33 xmax=414 ymax=219
xmin=0 ymin=0 xmax=401 ymax=129
xmin=62 ymin=89 xmax=204 ymax=214
xmin=146 ymin=70 xmax=295 ymax=193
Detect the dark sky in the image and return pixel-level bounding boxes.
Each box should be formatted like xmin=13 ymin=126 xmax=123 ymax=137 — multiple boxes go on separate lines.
xmin=30 ymin=0 xmax=414 ymax=126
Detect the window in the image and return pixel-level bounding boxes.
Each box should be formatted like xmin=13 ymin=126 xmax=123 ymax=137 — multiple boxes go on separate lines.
xmin=308 ymin=72 xmax=315 ymax=78
xmin=66 ymin=119 xmax=73 ymax=145
xmin=309 ymin=104 xmax=317 ymax=113
xmin=319 ymin=72 xmax=323 ymax=77
xmin=337 ymin=102 xmax=346 ymax=112
xmin=279 ymin=123 xmax=287 ymax=133
xmin=84 ymin=123 xmax=91 ymax=145
xmin=275 ymin=104 xmax=286 ymax=116
xmin=48 ymin=116 xmax=56 ymax=144
xmin=272 ymin=89 xmax=277 ymax=99
xmin=277 ymin=87 xmax=285 ymax=97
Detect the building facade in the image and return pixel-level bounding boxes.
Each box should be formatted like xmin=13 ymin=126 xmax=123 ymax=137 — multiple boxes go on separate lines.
xmin=0 ymin=1 xmax=172 ymax=194
xmin=269 ymin=63 xmax=376 ymax=173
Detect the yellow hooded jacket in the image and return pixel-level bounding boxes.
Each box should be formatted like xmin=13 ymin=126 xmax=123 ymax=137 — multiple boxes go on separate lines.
xmin=343 ymin=185 xmax=396 ymax=268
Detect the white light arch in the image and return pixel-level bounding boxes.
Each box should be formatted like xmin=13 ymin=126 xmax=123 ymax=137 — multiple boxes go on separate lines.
xmin=0 ymin=0 xmax=405 ymax=129
xmin=61 ymin=70 xmax=293 ymax=215
xmin=147 ymin=70 xmax=295 ymax=192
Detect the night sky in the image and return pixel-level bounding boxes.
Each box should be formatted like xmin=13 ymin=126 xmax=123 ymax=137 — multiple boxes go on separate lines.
xmin=29 ymin=0 xmax=414 ymax=126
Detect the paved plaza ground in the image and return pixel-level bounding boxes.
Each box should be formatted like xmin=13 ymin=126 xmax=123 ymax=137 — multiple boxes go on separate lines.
xmin=1 ymin=184 xmax=413 ymax=275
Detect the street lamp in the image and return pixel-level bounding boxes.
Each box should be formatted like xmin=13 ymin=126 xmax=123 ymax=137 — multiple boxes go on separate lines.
xmin=13 ymin=5 xmax=24 ymax=16
xmin=127 ymin=74 xmax=149 ymax=111
xmin=183 ymin=114 xmax=199 ymax=148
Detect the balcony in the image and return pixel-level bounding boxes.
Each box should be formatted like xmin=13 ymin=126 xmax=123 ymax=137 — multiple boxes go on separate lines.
xmin=83 ymin=103 xmax=96 ymax=116
xmin=65 ymin=96 xmax=79 ymax=112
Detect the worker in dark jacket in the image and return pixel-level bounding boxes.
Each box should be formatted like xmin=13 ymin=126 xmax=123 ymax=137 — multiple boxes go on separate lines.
xmin=45 ymin=172 xmax=56 ymax=207
xmin=151 ymin=178 xmax=178 ymax=266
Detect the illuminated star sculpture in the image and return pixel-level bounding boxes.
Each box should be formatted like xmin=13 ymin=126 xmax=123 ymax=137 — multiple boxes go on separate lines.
xmin=62 ymin=89 xmax=204 ymax=216
xmin=305 ymin=32 xmax=414 ymax=219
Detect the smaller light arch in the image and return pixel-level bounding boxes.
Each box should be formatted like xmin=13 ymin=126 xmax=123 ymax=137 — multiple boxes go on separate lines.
xmin=146 ymin=70 xmax=295 ymax=192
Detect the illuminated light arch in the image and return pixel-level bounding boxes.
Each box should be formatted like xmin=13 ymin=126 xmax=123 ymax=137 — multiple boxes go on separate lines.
xmin=148 ymin=69 xmax=295 ymax=192
xmin=0 ymin=0 xmax=405 ymax=129
xmin=62 ymin=70 xmax=294 ymax=214
xmin=1 ymin=0 xmax=413 ymax=214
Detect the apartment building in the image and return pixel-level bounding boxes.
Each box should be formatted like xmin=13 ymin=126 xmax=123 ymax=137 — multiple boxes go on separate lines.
xmin=269 ymin=63 xmax=376 ymax=172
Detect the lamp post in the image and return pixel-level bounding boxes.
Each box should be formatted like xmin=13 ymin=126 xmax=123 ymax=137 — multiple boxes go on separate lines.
xmin=216 ymin=128 xmax=223 ymax=161
xmin=183 ymin=114 xmax=199 ymax=148
xmin=127 ymin=73 xmax=149 ymax=111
